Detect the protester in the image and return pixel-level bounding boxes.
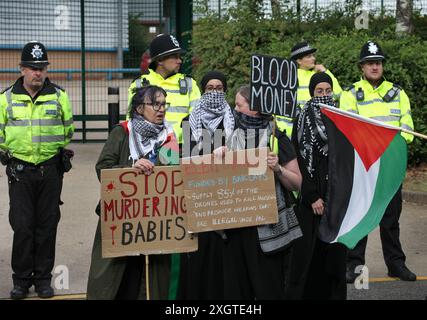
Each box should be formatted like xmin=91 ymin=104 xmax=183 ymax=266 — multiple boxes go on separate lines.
xmin=178 ymin=71 xmax=233 ymax=299
xmin=86 ymin=85 xmax=179 ymax=300
xmin=287 ymin=72 xmax=347 ymax=300
xmin=221 ymin=85 xmax=302 ymax=299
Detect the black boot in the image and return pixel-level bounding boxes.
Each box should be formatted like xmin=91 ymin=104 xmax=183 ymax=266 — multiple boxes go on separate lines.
xmin=10 ymin=286 xmax=29 ymax=300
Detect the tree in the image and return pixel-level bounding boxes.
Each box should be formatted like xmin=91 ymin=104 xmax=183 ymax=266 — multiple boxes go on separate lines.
xmin=396 ymin=0 xmax=414 ymax=34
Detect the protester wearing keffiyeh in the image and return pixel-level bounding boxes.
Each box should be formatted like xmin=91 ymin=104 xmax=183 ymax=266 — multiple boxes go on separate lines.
xmin=189 ymin=91 xmax=235 ymax=149
xmin=296 ymin=72 xmax=336 ymax=178
xmin=128 ymin=85 xmax=178 ymax=165
xmin=128 ymin=113 xmax=175 ymax=164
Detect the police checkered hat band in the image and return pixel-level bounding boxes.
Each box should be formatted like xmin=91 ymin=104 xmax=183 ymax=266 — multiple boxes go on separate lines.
xmin=290 ymin=42 xmax=317 ymax=60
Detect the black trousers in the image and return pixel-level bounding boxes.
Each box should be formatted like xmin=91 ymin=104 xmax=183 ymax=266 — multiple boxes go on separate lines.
xmin=222 ymin=227 xmax=287 ymax=300
xmin=7 ymin=161 xmax=63 ymax=288
xmin=347 ymin=186 xmax=405 ymax=270
xmin=177 ymin=231 xmax=225 ymax=300
xmin=285 ymin=205 xmax=347 ymax=300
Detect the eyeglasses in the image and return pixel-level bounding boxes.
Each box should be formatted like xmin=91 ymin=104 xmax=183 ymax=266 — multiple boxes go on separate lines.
xmin=142 ymin=101 xmax=167 ymax=111
xmin=205 ymin=85 xmax=224 ymax=92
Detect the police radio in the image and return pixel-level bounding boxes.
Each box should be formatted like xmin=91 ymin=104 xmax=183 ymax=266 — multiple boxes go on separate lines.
xmin=382 ymin=86 xmax=399 ymax=102
xmin=356 ymin=88 xmax=364 ymax=101
xmin=179 ymin=78 xmax=188 ymax=95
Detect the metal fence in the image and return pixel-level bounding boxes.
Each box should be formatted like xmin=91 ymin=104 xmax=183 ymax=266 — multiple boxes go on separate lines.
xmin=1 ymin=0 xmax=425 ymax=141
xmin=0 ymin=0 xmax=165 ymax=142
xmin=194 ymin=0 xmax=427 ymax=18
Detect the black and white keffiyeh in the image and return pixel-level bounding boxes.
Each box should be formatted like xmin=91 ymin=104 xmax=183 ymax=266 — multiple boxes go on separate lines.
xmin=189 ymin=91 xmax=235 ymax=148
xmin=296 ymin=95 xmax=336 ymax=178
xmin=128 ymin=113 xmax=174 ymax=162
xmin=229 ymin=110 xmax=272 ymax=151
xmin=227 ymin=110 xmax=302 ymax=252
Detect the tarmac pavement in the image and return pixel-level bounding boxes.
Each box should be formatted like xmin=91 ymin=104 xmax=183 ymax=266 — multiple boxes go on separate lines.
xmin=0 ymin=142 xmax=426 ymax=300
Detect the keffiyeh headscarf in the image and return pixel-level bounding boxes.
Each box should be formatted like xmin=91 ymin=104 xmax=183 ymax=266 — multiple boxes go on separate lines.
xmin=296 ymin=95 xmax=336 ymax=178
xmin=128 ymin=113 xmax=175 ymax=164
xmin=189 ymin=91 xmax=235 ymax=148
xmin=229 ymin=110 xmax=272 ymax=151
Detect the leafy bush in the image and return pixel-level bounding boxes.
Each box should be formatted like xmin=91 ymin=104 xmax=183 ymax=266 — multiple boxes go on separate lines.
xmin=191 ymin=2 xmax=427 ymax=165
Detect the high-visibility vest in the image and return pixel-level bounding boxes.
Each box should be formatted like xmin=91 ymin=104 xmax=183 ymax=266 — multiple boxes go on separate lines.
xmin=127 ymin=69 xmax=201 ymax=144
xmin=0 ymin=79 xmax=74 ymax=165
xmin=339 ymin=78 xmax=414 ymax=143
xmin=276 ymin=68 xmax=342 ymax=138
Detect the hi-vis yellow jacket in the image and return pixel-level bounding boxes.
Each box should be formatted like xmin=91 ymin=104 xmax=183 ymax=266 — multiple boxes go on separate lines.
xmin=127 ymin=69 xmax=201 ymax=144
xmin=339 ymin=78 xmax=414 ymax=143
xmin=0 ymin=77 xmax=74 ymax=165
xmin=276 ymin=68 xmax=342 ymax=138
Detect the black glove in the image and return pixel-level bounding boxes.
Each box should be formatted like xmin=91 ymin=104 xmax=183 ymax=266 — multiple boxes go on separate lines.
xmin=60 ymin=148 xmax=74 ymax=172
xmin=0 ymin=149 xmax=12 ymax=166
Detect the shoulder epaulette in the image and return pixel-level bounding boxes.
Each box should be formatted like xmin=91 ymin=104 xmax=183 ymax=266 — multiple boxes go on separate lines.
xmin=343 ymin=84 xmax=355 ymax=91
xmin=51 ymin=83 xmax=65 ymax=92
xmin=393 ymin=83 xmax=403 ymax=90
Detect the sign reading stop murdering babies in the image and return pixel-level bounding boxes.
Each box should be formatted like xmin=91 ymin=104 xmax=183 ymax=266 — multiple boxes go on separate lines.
xmin=100 ymin=167 xmax=198 ymax=258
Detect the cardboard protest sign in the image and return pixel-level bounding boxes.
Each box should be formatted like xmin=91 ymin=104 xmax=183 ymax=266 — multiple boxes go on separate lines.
xmin=250 ymin=54 xmax=298 ymax=117
xmin=100 ymin=167 xmax=198 ymax=258
xmin=181 ymin=148 xmax=279 ymax=233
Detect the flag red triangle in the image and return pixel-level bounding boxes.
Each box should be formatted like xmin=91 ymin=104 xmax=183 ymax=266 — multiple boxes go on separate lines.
xmin=322 ymin=108 xmax=397 ymax=171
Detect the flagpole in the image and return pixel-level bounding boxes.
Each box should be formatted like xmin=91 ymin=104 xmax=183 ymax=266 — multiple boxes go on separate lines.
xmin=319 ymin=103 xmax=427 ymax=140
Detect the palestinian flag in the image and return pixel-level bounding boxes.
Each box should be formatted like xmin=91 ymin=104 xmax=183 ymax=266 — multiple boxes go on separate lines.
xmin=318 ymin=107 xmax=407 ymax=249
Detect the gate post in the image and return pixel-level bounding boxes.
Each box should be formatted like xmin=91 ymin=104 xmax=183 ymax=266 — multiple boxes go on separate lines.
xmin=108 ymin=87 xmax=120 ymax=133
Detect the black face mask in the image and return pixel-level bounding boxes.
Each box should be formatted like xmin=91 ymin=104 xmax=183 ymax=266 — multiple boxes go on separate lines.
xmin=233 ymin=109 xmax=272 ymax=130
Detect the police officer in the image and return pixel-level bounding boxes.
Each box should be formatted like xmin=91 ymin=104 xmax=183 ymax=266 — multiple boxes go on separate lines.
xmin=340 ymin=40 xmax=416 ymax=282
xmin=127 ymin=34 xmax=200 ymax=145
xmin=276 ymin=41 xmax=342 ymax=137
xmin=0 ymin=41 xmax=74 ymax=299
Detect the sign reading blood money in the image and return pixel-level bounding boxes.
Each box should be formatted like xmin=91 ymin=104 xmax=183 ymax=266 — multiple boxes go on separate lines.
xmin=182 ymin=148 xmax=279 ymax=233
xmin=100 ymin=167 xmax=198 ymax=258
xmin=250 ymin=54 xmax=298 ymax=117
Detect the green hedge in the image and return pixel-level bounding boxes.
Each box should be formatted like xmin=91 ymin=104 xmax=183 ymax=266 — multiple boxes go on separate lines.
xmin=191 ymin=10 xmax=427 ymax=165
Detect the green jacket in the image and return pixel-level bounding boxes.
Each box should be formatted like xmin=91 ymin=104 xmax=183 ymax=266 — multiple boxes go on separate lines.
xmin=0 ymin=77 xmax=74 ymax=164
xmin=86 ymin=124 xmax=176 ymax=300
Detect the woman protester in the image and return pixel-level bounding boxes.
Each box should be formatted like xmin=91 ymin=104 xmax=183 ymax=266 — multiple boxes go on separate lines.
xmin=287 ymin=72 xmax=347 ymax=300
xmin=86 ymin=85 xmax=179 ymax=300
xmin=178 ymin=71 xmax=234 ymax=299
xmin=220 ymin=85 xmax=302 ymax=299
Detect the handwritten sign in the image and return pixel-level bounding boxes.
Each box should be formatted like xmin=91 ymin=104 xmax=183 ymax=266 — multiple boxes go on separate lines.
xmin=100 ymin=167 xmax=198 ymax=258
xmin=182 ymin=148 xmax=278 ymax=233
xmin=250 ymin=54 xmax=298 ymax=117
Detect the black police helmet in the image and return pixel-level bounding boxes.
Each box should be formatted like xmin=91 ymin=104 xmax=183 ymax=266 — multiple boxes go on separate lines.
xmin=290 ymin=41 xmax=317 ymax=60
xmin=149 ymin=34 xmax=186 ymax=62
xmin=359 ymin=41 xmax=385 ymax=63
xmin=20 ymin=41 xmax=50 ymax=69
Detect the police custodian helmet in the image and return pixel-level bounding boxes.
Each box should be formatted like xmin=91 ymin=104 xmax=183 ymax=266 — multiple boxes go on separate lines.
xmin=359 ymin=40 xmax=385 ymax=63
xmin=149 ymin=34 xmax=185 ymax=61
xmin=20 ymin=41 xmax=50 ymax=68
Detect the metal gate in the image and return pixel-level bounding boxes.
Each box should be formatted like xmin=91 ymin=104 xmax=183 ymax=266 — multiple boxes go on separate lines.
xmin=0 ymin=0 xmax=192 ymax=142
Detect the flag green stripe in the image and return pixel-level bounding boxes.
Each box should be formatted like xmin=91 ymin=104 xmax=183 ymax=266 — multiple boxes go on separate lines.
xmin=338 ymin=134 xmax=407 ymax=249
xmin=168 ymin=253 xmax=180 ymax=299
